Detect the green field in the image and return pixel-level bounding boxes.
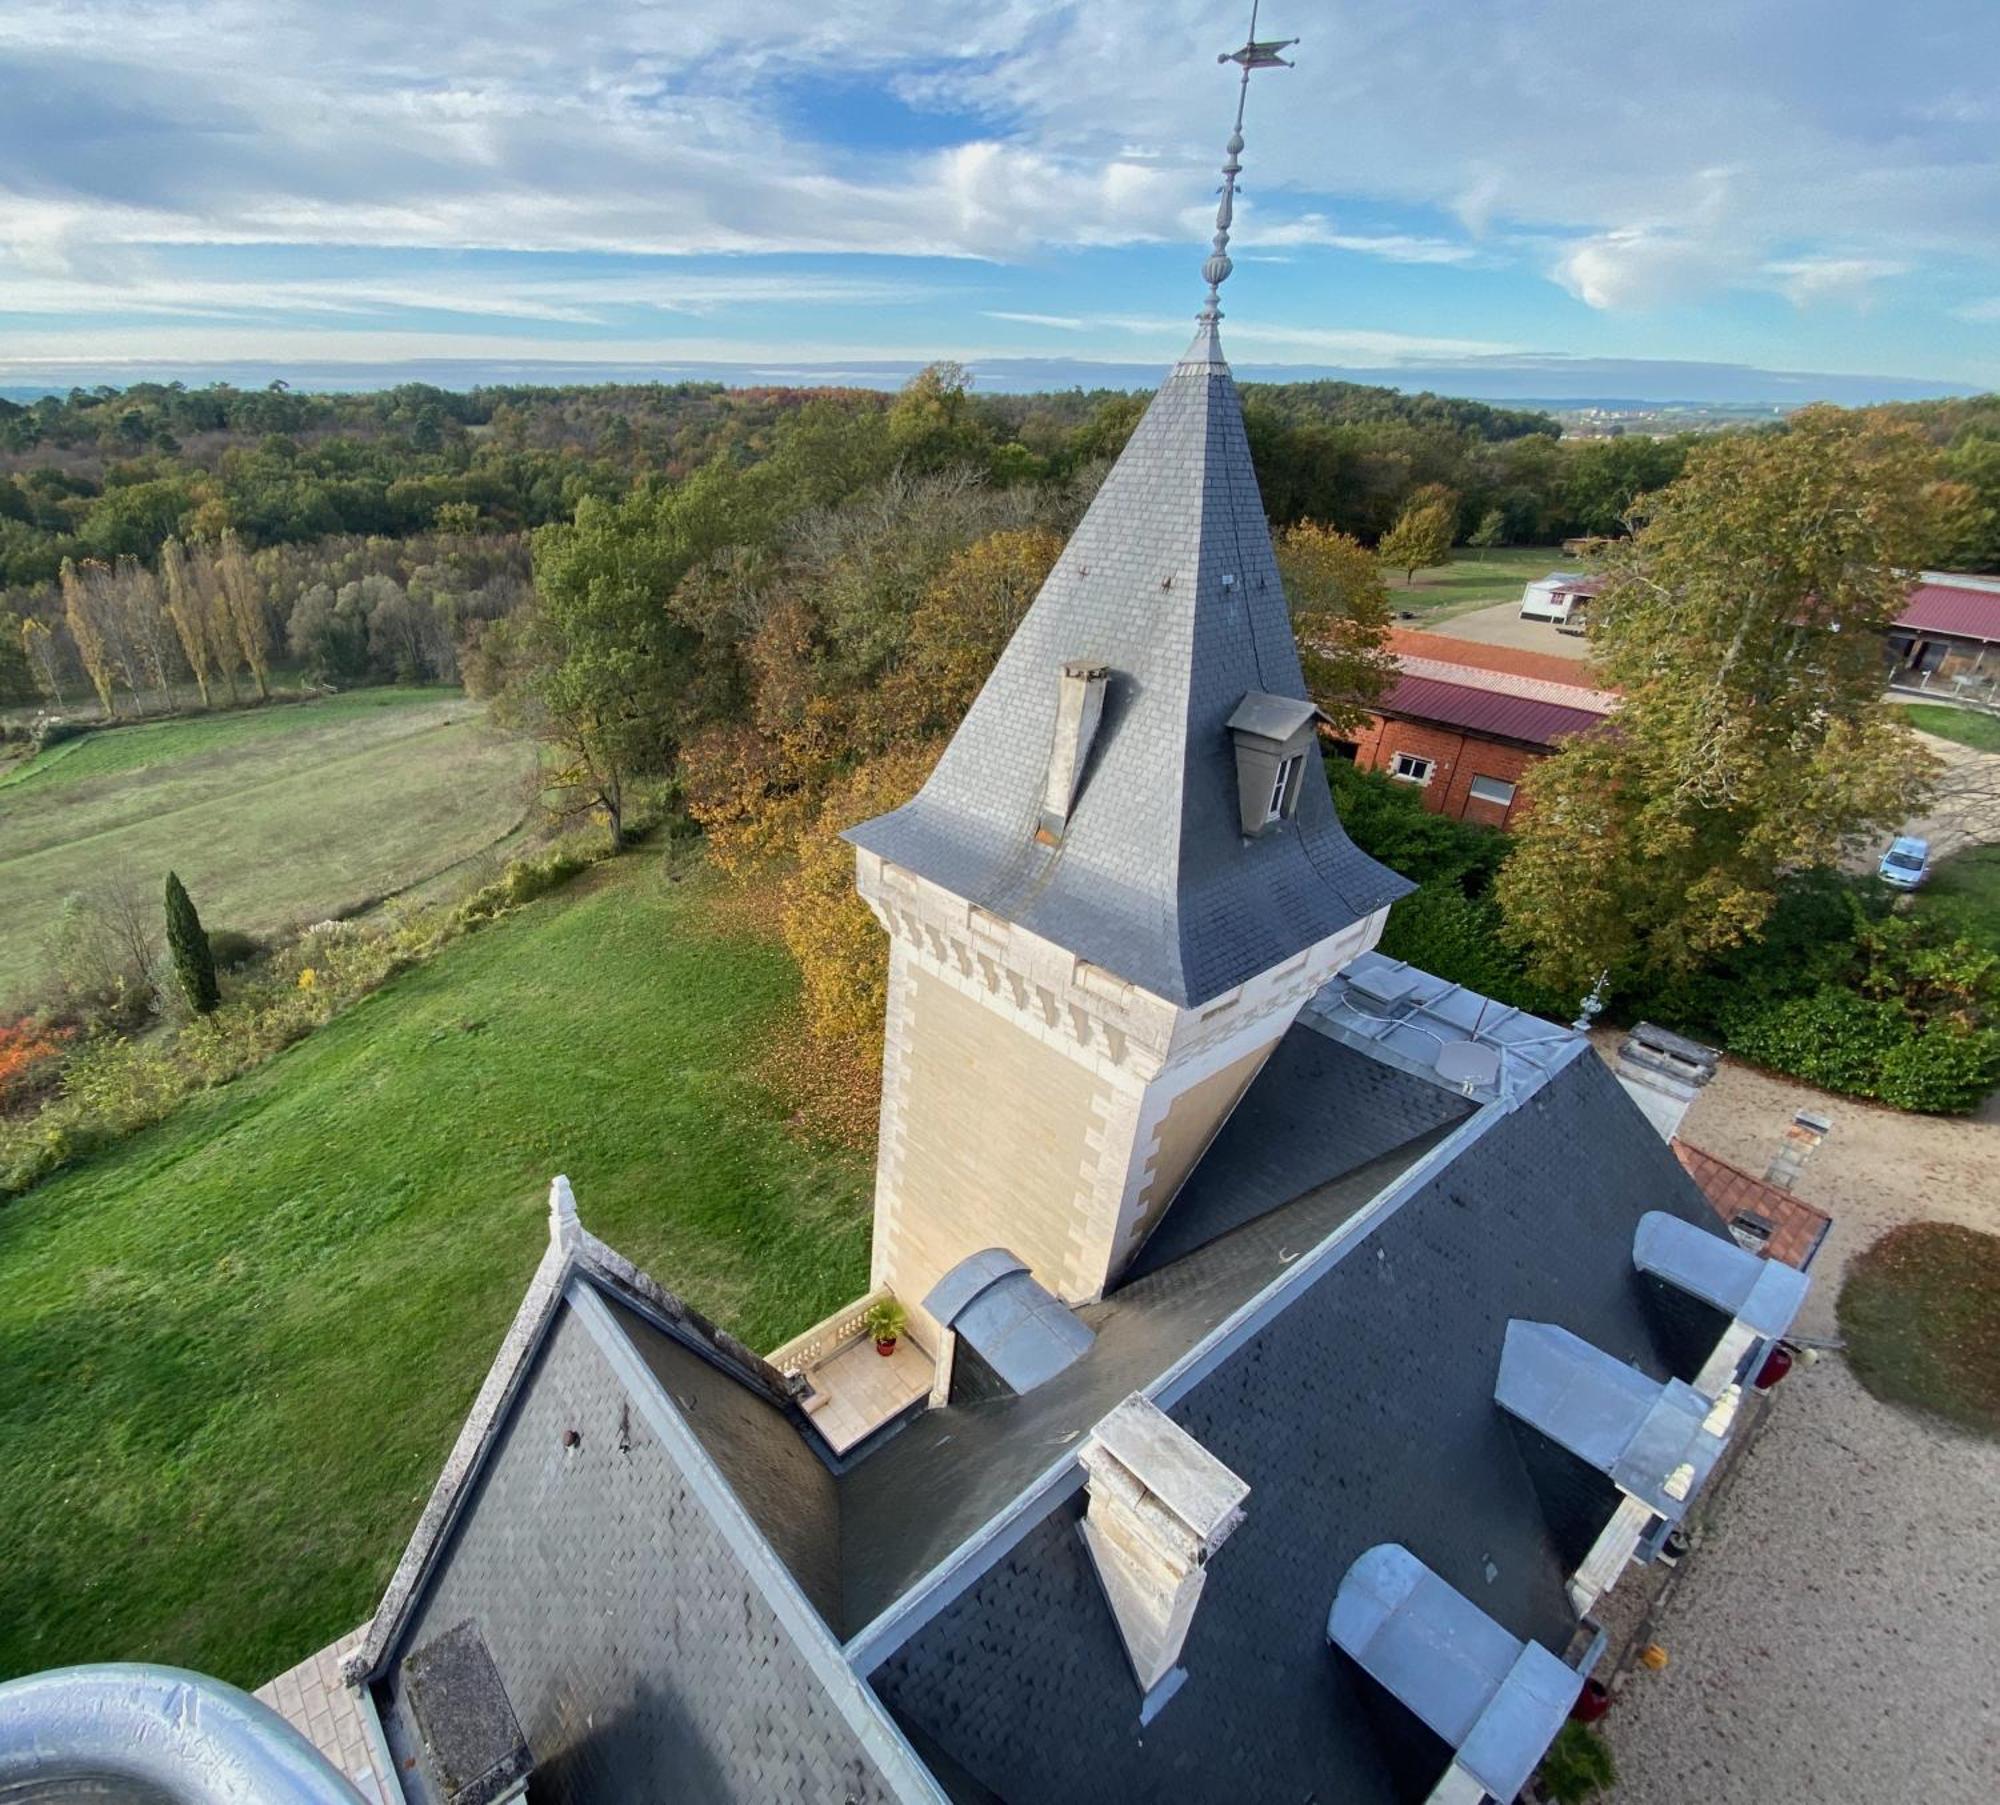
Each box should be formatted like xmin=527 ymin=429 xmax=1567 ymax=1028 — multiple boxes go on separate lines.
xmin=0 ymin=857 xmax=871 ymax=1687
xmin=0 ymin=690 xmax=535 ymax=1011
xmin=1889 ymin=702 xmax=2000 ymax=754
xmin=1922 ymin=844 xmax=2000 ymax=948
xmin=1384 ymin=545 xmax=1570 ymax=619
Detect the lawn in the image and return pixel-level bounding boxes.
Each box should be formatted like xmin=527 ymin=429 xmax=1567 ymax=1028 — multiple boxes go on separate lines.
xmin=1919 ymin=844 xmax=2000 ymax=950
xmin=1381 ymin=545 xmax=1569 ymax=619
xmin=1838 ymin=1222 xmax=2000 ymax=1438
xmin=1888 ymin=702 xmax=2000 ymax=754
xmin=0 ymin=857 xmax=873 ymax=1687
xmin=0 ymin=689 xmax=534 ymax=1011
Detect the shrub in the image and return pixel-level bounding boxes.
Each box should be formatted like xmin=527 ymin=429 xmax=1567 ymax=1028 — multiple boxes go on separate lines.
xmin=206 ymin=928 xmax=265 ymax=971
xmin=0 ymin=1019 xmax=71 ymax=1110
xmin=1327 ymin=759 xmax=1507 ymax=894
xmin=1538 ymin=1722 xmax=1616 ymax=1803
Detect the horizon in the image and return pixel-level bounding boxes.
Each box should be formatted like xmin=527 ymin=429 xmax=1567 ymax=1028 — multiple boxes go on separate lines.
xmin=3 ymin=3 xmax=1996 ymax=401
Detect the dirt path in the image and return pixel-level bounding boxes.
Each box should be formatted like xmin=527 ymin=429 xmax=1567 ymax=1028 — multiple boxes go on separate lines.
xmin=1601 ymin=1057 xmax=2000 ymax=1800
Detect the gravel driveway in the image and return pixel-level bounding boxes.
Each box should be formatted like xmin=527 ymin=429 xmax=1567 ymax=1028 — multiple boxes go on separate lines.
xmin=1598 ymin=1057 xmax=2000 ymax=1801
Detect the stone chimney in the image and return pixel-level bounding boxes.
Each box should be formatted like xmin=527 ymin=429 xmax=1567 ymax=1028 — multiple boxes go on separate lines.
xmin=1077 ymin=1394 xmax=1248 ymax=1706
xmin=1763 ymin=1109 xmax=1831 ymax=1190
xmin=1037 ymin=661 xmax=1109 ymax=844
xmin=1612 ymin=1022 xmax=1720 ymax=1142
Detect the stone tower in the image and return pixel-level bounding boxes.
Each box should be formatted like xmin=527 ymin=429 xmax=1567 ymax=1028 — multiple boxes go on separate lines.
xmin=845 ymin=317 xmax=1408 ymax=1328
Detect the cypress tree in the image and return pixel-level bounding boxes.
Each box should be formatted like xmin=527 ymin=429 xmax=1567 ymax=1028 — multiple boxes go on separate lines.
xmin=164 ymin=871 xmax=219 ymax=1015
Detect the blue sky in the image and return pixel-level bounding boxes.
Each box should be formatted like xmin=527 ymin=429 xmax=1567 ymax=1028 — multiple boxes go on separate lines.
xmin=1 ymin=0 xmax=1996 ymax=397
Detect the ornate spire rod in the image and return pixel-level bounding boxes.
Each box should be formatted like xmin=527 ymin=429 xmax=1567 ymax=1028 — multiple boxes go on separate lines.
xmin=1198 ymin=1 xmax=1296 ymax=325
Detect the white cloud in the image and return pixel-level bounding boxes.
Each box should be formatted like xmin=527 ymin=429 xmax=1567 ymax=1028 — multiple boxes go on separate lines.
xmin=1242 ymin=214 xmax=1476 ymax=264
xmin=1956 ymin=296 xmax=2000 ymax=322
xmin=1766 ymin=257 xmax=1907 ymax=307
xmin=984 ymin=311 xmax=1088 ymax=329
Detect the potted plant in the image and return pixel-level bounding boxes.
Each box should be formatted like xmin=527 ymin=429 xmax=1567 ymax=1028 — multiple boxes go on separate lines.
xmin=1535 ymin=1722 xmax=1616 ymax=1803
xmin=862 ymin=1298 xmax=907 ymax=1358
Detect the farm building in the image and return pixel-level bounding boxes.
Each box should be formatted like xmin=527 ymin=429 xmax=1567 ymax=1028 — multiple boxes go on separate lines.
xmin=1339 ymin=630 xmax=1615 ymax=828
xmin=1885 ymin=571 xmax=2000 ymax=705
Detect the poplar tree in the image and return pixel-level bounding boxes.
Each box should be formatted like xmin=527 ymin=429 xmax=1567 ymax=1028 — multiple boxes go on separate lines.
xmin=215 ymin=530 xmax=271 ymax=698
xmin=60 ymin=558 xmax=119 ymax=716
xmin=159 ymin=537 xmax=215 ymax=708
xmin=164 ymin=870 xmax=220 ymax=1015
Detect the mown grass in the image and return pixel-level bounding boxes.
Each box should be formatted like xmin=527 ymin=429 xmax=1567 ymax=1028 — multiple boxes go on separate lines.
xmin=1383 ymin=545 xmax=1569 ymax=618
xmin=0 ymin=857 xmax=872 ymax=1687
xmin=1889 ymin=702 xmax=2000 ymax=755
xmin=1838 ymin=1222 xmax=2000 ymax=1439
xmin=0 ymin=689 xmax=534 ymax=1010
xmin=1919 ymin=845 xmax=2000 ymax=951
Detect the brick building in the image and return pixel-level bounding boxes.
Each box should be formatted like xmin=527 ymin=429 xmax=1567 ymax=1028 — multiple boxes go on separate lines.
xmin=1340 ymin=630 xmax=1615 ymax=829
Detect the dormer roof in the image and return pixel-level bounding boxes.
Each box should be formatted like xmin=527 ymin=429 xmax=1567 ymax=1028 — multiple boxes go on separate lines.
xmin=845 ymin=323 xmax=1407 ymax=1008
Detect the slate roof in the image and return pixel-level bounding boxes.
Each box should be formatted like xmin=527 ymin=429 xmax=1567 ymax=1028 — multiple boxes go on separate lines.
xmin=846 ymin=321 xmax=1407 ymax=1008
xmin=1376 ymin=673 xmax=1608 ymax=748
xmin=1896 ymin=575 xmax=2000 ymax=643
xmin=869 ymin=1052 xmax=1729 ymax=1804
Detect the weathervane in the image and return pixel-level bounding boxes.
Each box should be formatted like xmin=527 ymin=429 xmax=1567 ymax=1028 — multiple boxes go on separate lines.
xmin=1199 ymin=1 xmax=1297 ymax=325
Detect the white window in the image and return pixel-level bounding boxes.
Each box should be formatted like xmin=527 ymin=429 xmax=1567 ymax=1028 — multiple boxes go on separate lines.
xmin=1265 ymin=752 xmax=1304 ymax=823
xmin=1391 ymin=753 xmax=1434 ymax=784
xmin=1468 ymin=774 xmax=1516 ymax=808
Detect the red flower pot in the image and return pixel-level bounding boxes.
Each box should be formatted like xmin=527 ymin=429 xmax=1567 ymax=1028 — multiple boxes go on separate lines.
xmin=1754 ymin=1343 xmax=1794 ymax=1390
xmin=1569 ymin=1680 xmax=1612 ymax=1723
xmin=875 ymin=1337 xmax=898 ymax=1357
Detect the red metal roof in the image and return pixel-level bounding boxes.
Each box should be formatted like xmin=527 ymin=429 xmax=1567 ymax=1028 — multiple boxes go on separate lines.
xmin=1376 ymin=674 xmax=1606 ymax=748
xmin=1897 ymin=580 xmax=2000 ymax=642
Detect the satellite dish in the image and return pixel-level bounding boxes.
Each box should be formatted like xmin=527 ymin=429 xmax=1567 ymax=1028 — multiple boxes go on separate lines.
xmin=1436 ymin=1040 xmax=1501 ymax=1092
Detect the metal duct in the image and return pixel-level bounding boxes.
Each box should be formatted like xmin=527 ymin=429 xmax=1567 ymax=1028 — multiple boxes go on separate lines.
xmin=0 ymin=1663 xmax=365 ymax=1804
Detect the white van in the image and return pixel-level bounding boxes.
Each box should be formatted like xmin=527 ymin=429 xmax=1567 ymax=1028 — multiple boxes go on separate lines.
xmin=1519 ymin=572 xmax=1597 ymax=625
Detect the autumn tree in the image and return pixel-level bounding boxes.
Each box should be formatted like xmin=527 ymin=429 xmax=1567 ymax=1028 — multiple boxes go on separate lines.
xmin=60 ymin=558 xmax=119 ymax=716
xmin=1496 ymin=406 xmax=1945 ymax=998
xmin=159 ymin=537 xmax=216 ymax=707
xmin=1377 ymin=486 xmax=1457 ymax=584
xmin=1275 ymin=520 xmax=1395 ymax=733
xmin=20 ymin=615 xmax=66 ymax=706
xmin=215 ymin=529 xmax=271 ymax=698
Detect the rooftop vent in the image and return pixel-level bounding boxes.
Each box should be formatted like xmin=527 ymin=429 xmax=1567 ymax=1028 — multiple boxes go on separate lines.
xmin=1077 ymin=1394 xmax=1248 ymax=1708
xmin=1344 ymin=965 xmax=1423 ymax=1016
xmin=1495 ymin=1321 xmax=1726 ymax=1564
xmin=1329 ymin=1544 xmax=1585 ymax=1805
xmin=923 ymin=1248 xmax=1094 ymax=1401
xmin=401 ymin=1620 xmax=533 ymax=1805
xmin=1225 ymin=691 xmax=1319 ymax=837
xmin=1037 ymin=661 xmax=1110 ymax=844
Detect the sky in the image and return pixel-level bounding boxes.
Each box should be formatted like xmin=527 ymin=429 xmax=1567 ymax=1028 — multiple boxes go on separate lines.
xmin=2 ymin=0 xmax=1997 ymax=401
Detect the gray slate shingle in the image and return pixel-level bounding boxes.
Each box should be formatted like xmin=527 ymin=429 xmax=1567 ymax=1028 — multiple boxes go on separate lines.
xmin=847 ymin=324 xmax=1408 ymax=1007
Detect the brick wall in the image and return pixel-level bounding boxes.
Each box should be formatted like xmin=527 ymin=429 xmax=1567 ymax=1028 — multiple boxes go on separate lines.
xmin=1344 ymin=714 xmax=1543 ymax=829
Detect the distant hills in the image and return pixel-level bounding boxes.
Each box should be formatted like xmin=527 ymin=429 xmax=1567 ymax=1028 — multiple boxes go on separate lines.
xmin=0 ymin=351 xmax=1981 ymax=410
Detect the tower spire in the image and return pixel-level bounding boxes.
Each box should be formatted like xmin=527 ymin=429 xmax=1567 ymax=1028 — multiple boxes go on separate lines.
xmin=1198 ymin=2 xmax=1297 ymax=326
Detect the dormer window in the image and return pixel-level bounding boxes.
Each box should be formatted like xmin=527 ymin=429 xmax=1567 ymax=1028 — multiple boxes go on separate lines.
xmin=1265 ymin=753 xmax=1304 ymax=824
xmin=1226 ymin=692 xmax=1320 ymax=838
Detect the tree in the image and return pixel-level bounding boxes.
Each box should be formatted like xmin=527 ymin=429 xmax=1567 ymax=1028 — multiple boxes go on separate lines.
xmin=1467 ymin=507 xmax=1507 ymax=548
xmin=1275 ymin=520 xmax=1396 ymax=733
xmin=164 ymin=870 xmax=219 ymax=1014
xmin=1496 ymin=405 xmax=1946 ymax=998
xmin=215 ymin=529 xmax=271 ymax=698
xmin=888 ymin=362 xmax=990 ymax=474
xmin=60 ymin=558 xmax=119 ymax=716
xmin=1377 ymin=488 xmax=1456 ymax=584
xmin=505 ymin=492 xmax=700 ymax=847
xmin=159 ymin=537 xmax=216 ymax=707
xmin=19 ymin=615 xmax=66 ymax=706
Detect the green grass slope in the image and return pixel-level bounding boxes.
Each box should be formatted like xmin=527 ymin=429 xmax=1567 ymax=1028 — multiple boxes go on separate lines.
xmin=0 ymin=859 xmax=871 ymax=1686
xmin=0 ymin=690 xmax=534 ymax=1010
xmin=1383 ymin=545 xmax=1570 ymax=618
xmin=1888 ymin=702 xmax=2000 ymax=754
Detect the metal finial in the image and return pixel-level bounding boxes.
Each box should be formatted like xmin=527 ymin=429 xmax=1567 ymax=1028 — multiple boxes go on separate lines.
xmin=1199 ymin=1 xmax=1297 ymax=325
xmin=1571 ymin=972 xmax=1610 ymax=1034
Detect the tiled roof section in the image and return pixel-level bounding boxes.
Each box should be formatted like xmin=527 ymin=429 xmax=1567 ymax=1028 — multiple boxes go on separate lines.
xmin=1376 ymin=673 xmax=1607 ymax=748
xmin=872 ymin=1053 xmax=1728 ymax=1803
xmin=1386 ymin=627 xmax=1606 ymax=693
xmin=1671 ymin=1139 xmax=1833 ymax=1271
xmin=846 ymin=322 xmax=1407 ymax=1008
xmin=1897 ymin=577 xmax=2000 ymax=642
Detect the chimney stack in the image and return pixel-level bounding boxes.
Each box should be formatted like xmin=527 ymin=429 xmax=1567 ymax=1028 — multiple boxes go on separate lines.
xmin=1763 ymin=1109 xmax=1831 ymax=1191
xmin=1612 ymin=1023 xmax=1720 ymax=1142
xmin=1077 ymin=1394 xmax=1248 ymax=1706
